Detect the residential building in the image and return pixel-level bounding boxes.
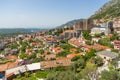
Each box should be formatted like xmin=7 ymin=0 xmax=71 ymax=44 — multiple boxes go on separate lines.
xmin=67 ymin=53 xmax=82 ymax=59
xmin=92 ymin=38 xmax=100 ymax=43
xmin=0 ymin=42 xmax=5 ymax=50
xmin=91 ymin=23 xmax=109 ymax=35
xmin=96 ymin=50 xmax=118 ymax=61
xmin=64 ymin=30 xmax=77 ymax=39
xmin=113 ymin=40 xmax=120 ymax=51
xmin=49 ymin=47 xmax=63 ymax=54
xmin=40 ymin=58 xmax=71 ymax=69
xmin=44 ymin=54 xmax=56 ymax=60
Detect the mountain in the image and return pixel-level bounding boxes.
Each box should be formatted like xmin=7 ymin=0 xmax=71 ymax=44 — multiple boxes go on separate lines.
xmin=57 ymin=19 xmax=84 ymax=28
xmin=91 ymin=0 xmax=120 ymax=20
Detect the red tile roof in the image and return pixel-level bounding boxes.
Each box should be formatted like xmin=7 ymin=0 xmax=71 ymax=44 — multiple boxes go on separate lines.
xmin=0 ymin=62 xmax=18 ymax=71
xmin=67 ymin=53 xmax=82 ymax=59
xmin=6 ymin=72 xmax=14 ymax=78
xmin=53 ymin=47 xmax=62 ymax=54
xmin=64 ymin=30 xmax=76 ymax=33
xmin=40 ymin=58 xmax=71 ymax=69
xmin=46 ymin=37 xmax=53 ymax=41
xmin=6 ymin=55 xmax=18 ymax=60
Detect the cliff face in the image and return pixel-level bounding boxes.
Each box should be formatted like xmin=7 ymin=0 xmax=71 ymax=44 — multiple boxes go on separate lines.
xmin=91 ymin=0 xmax=120 ymax=20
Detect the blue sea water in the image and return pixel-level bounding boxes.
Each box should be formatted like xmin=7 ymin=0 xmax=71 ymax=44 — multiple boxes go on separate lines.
xmin=0 ymin=28 xmax=44 ymax=34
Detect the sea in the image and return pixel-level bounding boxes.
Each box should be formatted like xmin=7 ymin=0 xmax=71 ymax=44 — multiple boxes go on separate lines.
xmin=0 ymin=28 xmax=45 ymax=34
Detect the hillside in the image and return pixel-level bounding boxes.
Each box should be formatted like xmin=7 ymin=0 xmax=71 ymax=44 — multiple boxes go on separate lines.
xmin=57 ymin=19 xmax=84 ymax=28
xmin=91 ymin=0 xmax=120 ymax=20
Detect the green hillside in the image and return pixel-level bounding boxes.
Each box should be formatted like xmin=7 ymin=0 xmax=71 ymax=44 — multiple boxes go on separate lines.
xmin=91 ymin=0 xmax=120 ymax=20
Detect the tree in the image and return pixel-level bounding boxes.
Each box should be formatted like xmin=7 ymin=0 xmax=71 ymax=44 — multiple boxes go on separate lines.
xmin=89 ymin=57 xmax=103 ymax=67
xmin=29 ymin=74 xmax=37 ymax=80
xmin=98 ymin=38 xmax=113 ymax=48
xmin=37 ymin=49 xmax=44 ymax=54
xmin=60 ymin=40 xmax=67 ymax=44
xmin=19 ymin=53 xmax=28 ymax=59
xmin=110 ymin=32 xmax=119 ymax=41
xmin=24 ymin=72 xmax=30 ymax=78
xmin=71 ymin=56 xmax=81 ymax=61
xmin=33 ymin=56 xmax=45 ymax=63
xmin=86 ymin=41 xmax=92 ymax=45
xmin=46 ymin=71 xmax=78 ymax=80
xmin=79 ymin=62 xmax=98 ymax=80
xmin=35 ymin=71 xmax=49 ymax=78
xmin=100 ymin=70 xmax=120 ymax=80
xmin=82 ymin=30 xmax=92 ymax=40
xmin=110 ymin=60 xmax=118 ymax=69
xmin=54 ymin=66 xmax=66 ymax=71
xmin=84 ymin=49 xmax=96 ymax=61
xmin=71 ymin=58 xmax=85 ymax=72
xmin=56 ymin=50 xmax=69 ymax=57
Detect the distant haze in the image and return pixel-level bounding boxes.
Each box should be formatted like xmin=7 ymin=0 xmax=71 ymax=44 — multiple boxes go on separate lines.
xmin=0 ymin=0 xmax=110 ymax=28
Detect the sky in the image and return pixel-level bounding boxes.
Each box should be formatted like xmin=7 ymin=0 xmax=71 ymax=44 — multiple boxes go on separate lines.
xmin=0 ymin=0 xmax=110 ymax=28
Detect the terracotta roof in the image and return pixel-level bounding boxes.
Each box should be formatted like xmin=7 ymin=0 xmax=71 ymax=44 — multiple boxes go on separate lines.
xmin=56 ymin=58 xmax=70 ymax=60
xmin=60 ymin=33 xmax=64 ymax=36
xmin=67 ymin=53 xmax=82 ymax=59
xmin=45 ymin=54 xmax=56 ymax=60
xmin=64 ymin=30 xmax=76 ymax=33
xmin=113 ymin=40 xmax=120 ymax=43
xmin=0 ymin=64 xmax=8 ymax=71
xmin=6 ymin=72 xmax=14 ymax=78
xmin=6 ymin=55 xmax=18 ymax=60
xmin=40 ymin=58 xmax=71 ymax=69
xmin=46 ymin=37 xmax=53 ymax=41
xmin=7 ymin=62 xmax=18 ymax=70
xmin=70 ymin=48 xmax=77 ymax=52
xmin=53 ymin=47 xmax=62 ymax=54
xmin=93 ymin=44 xmax=110 ymax=50
xmin=0 ymin=62 xmax=18 ymax=72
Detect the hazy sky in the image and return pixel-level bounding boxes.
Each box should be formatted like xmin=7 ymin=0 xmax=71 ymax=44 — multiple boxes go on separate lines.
xmin=0 ymin=0 xmax=110 ymax=28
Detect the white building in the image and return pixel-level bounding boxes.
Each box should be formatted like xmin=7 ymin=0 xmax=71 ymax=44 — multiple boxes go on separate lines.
xmin=91 ymin=23 xmax=109 ymax=35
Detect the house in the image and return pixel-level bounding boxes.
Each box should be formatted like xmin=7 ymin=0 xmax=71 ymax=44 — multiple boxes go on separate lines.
xmin=92 ymin=44 xmax=111 ymax=51
xmin=67 ymin=53 xmax=82 ymax=59
xmin=45 ymin=37 xmax=53 ymax=47
xmin=49 ymin=47 xmax=63 ymax=54
xmin=30 ymin=42 xmax=40 ymax=48
xmin=40 ymin=58 xmax=71 ymax=69
xmin=113 ymin=19 xmax=120 ymax=27
xmin=113 ymin=19 xmax=120 ymax=34
xmin=59 ymin=29 xmax=80 ymax=39
xmin=0 ymin=62 xmax=18 ymax=72
xmin=73 ymin=19 xmax=94 ymax=31
xmin=0 ymin=42 xmax=5 ymax=50
xmin=6 ymin=62 xmax=41 ymax=80
xmin=91 ymin=23 xmax=109 ymax=35
xmin=4 ymin=48 xmax=11 ymax=55
xmin=11 ymin=49 xmax=18 ymax=54
xmin=68 ymin=38 xmax=86 ymax=48
xmin=113 ymin=40 xmax=120 ymax=51
xmin=70 ymin=48 xmax=77 ymax=53
xmin=18 ymin=59 xmax=32 ymax=66
xmin=0 ymin=54 xmax=5 ymax=59
xmin=64 ymin=30 xmax=78 ymax=39
xmin=25 ymin=48 xmax=34 ymax=55
xmin=44 ymin=54 xmax=56 ymax=60
xmin=6 ymin=55 xmax=18 ymax=61
xmin=68 ymin=38 xmax=81 ymax=48
xmin=59 ymin=33 xmax=65 ymax=40
xmin=96 ymin=50 xmax=119 ymax=61
xmin=92 ymin=38 xmax=100 ymax=43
